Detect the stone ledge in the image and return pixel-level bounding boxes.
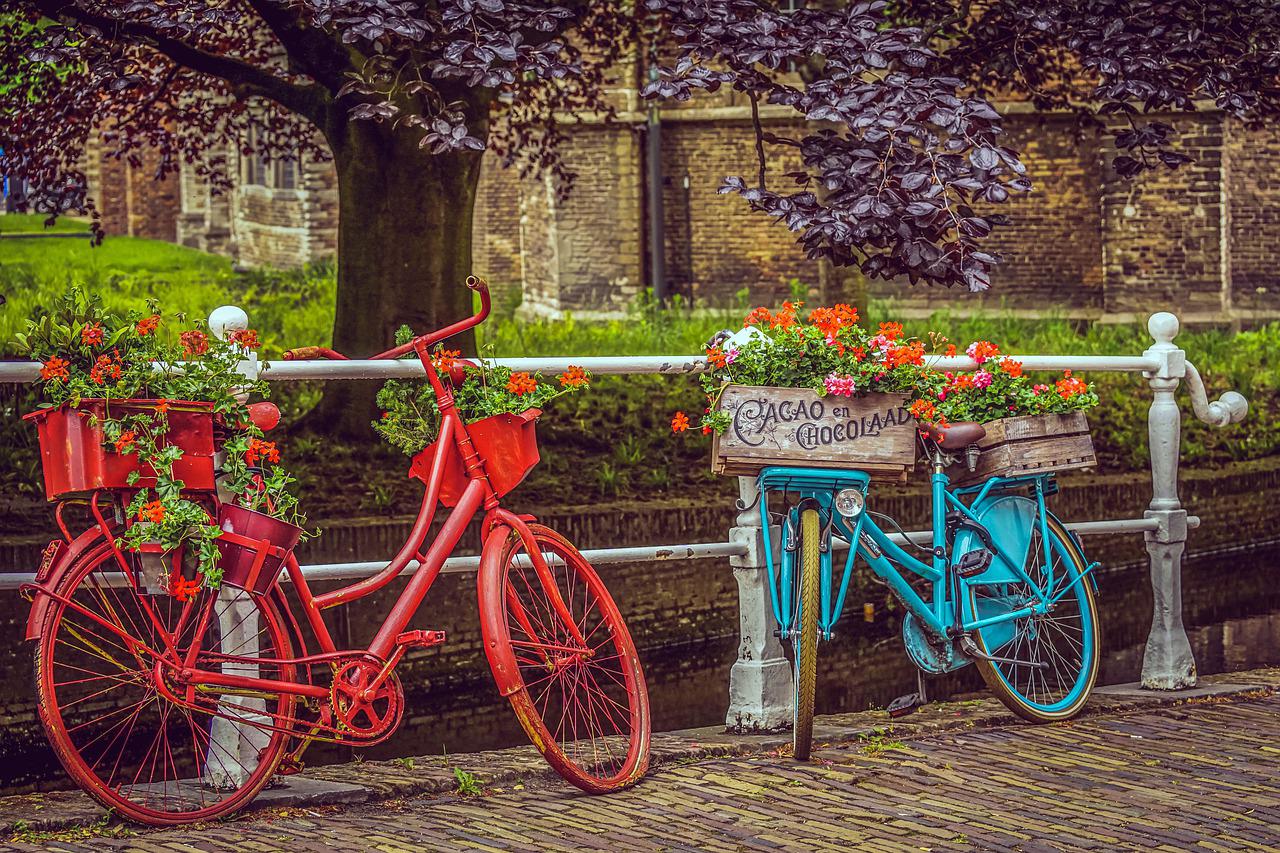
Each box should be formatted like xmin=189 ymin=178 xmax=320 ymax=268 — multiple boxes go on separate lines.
xmin=3 ymin=665 xmax=1275 ymax=838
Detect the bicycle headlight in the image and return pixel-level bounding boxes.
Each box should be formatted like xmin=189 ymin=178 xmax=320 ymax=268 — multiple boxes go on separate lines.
xmin=834 ymin=488 xmax=865 ymax=518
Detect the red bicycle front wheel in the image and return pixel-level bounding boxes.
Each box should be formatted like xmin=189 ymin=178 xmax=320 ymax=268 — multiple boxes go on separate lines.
xmin=481 ymin=524 xmax=650 ymax=793
xmin=34 ymin=539 xmax=294 ymax=825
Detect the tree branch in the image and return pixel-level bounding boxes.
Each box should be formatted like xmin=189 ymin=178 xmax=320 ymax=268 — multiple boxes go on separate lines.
xmin=241 ymin=0 xmax=356 ymax=91
xmin=33 ymin=0 xmax=327 ymax=120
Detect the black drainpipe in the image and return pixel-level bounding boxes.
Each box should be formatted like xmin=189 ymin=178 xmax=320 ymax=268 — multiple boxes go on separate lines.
xmin=645 ymin=66 xmax=667 ymax=304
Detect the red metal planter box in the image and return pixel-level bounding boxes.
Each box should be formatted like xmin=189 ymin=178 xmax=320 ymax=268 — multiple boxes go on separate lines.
xmin=410 ymin=409 xmax=541 ymax=507
xmin=24 ymin=399 xmax=217 ymax=501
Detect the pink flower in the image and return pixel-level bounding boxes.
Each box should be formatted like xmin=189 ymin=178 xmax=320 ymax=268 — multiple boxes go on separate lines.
xmin=974 ymin=370 xmax=993 ymax=389
xmin=725 ymin=346 xmax=739 ymax=365
xmin=824 ymin=372 xmax=856 ymax=397
xmin=937 ymin=391 xmax=947 ymax=401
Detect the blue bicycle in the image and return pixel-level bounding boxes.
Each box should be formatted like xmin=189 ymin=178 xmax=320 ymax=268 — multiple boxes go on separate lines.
xmin=758 ymin=423 xmax=1101 ymax=760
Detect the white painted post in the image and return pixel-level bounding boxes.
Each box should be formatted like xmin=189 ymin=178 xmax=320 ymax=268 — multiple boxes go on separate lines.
xmin=725 ymin=475 xmax=793 ymax=731
xmin=1140 ymin=312 xmax=1197 ymax=689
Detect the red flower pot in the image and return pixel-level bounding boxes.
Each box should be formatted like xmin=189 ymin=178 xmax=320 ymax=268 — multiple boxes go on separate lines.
xmin=24 ymin=399 xmax=216 ymax=501
xmin=216 ymin=503 xmax=303 ymax=595
xmin=410 ymin=409 xmax=541 ymax=507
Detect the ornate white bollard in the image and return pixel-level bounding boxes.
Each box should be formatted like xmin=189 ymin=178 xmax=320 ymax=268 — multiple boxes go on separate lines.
xmin=725 ymin=476 xmax=793 ymax=731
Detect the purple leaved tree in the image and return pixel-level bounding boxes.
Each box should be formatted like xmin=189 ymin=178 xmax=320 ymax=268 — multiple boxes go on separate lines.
xmin=3 ymin=1 xmax=1276 ymax=434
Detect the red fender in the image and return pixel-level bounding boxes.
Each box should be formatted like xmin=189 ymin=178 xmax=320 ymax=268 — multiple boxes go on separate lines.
xmin=23 ymin=525 xmax=115 ymax=641
xmin=478 ymin=523 xmax=521 ymax=696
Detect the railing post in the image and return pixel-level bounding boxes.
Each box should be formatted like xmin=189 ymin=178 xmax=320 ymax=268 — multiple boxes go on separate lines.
xmin=1140 ymin=312 xmax=1196 ymax=689
xmin=726 ymin=475 xmax=792 ymax=732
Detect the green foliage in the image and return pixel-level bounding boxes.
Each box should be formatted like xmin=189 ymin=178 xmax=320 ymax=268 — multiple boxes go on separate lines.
xmin=452 ymin=767 xmax=482 ymax=796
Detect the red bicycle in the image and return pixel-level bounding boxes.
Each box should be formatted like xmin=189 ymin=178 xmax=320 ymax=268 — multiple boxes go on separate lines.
xmin=22 ymin=277 xmax=651 ymax=825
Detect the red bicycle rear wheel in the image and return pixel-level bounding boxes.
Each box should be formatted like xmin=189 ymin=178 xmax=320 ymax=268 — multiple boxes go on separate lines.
xmin=34 ymin=539 xmax=294 ymax=825
xmin=481 ymin=524 xmax=650 ymax=793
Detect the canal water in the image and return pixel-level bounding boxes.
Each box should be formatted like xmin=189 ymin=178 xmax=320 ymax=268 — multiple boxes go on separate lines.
xmin=2 ymin=541 xmax=1277 ymax=793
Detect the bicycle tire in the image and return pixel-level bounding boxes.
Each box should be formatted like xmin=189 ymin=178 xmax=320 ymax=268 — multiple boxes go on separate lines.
xmin=792 ymin=508 xmax=822 ymax=761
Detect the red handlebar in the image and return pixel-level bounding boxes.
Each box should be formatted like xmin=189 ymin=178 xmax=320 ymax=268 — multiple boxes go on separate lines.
xmin=370 ymin=276 xmax=491 ymax=361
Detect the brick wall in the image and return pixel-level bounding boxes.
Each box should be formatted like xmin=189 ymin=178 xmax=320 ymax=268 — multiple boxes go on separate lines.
xmin=1226 ymin=119 xmax=1280 ymax=319
xmin=86 ymin=132 xmax=179 ymax=242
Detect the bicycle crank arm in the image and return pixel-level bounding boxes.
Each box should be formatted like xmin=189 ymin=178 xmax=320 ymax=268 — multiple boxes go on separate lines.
xmin=959 ymin=636 xmax=1048 ymax=669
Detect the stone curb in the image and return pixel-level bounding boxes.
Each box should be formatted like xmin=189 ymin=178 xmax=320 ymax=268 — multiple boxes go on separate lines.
xmin=2 ymin=666 xmax=1275 ymax=839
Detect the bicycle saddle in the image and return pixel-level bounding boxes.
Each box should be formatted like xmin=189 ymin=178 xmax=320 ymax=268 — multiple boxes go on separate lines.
xmin=923 ymin=421 xmax=986 ymax=450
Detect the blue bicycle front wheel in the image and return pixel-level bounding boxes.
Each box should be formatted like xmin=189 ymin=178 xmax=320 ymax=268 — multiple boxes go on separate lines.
xmin=966 ymin=512 xmax=1100 ymax=722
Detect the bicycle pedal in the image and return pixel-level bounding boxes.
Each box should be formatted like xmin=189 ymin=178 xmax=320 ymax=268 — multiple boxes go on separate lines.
xmin=954 ymin=549 xmax=993 ymax=579
xmin=886 ymin=692 xmax=924 ymax=719
xmin=396 ymin=629 xmax=447 ymax=648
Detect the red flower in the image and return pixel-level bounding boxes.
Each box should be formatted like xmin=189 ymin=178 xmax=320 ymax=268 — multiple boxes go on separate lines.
xmin=966 ymin=340 xmax=1001 ymax=363
xmin=154 ymin=399 xmax=171 ymax=413
xmin=245 ymin=438 xmax=281 ymax=467
xmin=169 ymin=569 xmax=202 ymax=602
xmin=1000 ymin=359 xmax=1024 ymax=378
xmin=136 ymin=315 xmax=161 ymax=336
xmin=558 ymin=365 xmax=589 ymax=388
xmin=80 ymin=323 xmax=103 ymax=346
xmin=180 ymin=330 xmax=209 ymax=357
xmin=771 ymin=301 xmax=799 ymax=330
xmin=706 ymin=346 xmax=728 ymax=369
xmin=944 ymin=344 xmax=957 ymax=357
xmin=886 ymin=341 xmax=925 ymax=367
xmin=113 ymin=430 xmax=136 ymax=453
xmin=506 ymin=372 xmax=538 ymax=396
xmin=877 ymin=322 xmax=904 ymax=341
xmin=228 ymin=329 xmax=261 ymax=350
xmin=39 ymin=357 xmax=70 ymax=382
xmin=702 ymin=424 xmax=713 ymax=435
xmin=671 ymin=411 xmax=690 ymax=433
xmin=1056 ymin=370 xmax=1089 ymax=400
xmin=808 ymin=304 xmax=858 ymax=339
xmin=852 ymin=345 xmax=866 ymax=362
xmin=138 ymin=501 xmax=166 ymax=523
xmin=89 ymin=354 xmax=121 ymax=385
xmin=431 ymin=348 xmax=461 ymax=372
xmin=908 ymin=399 xmax=938 ymax=422
xmin=743 ymin=306 xmax=772 ymax=328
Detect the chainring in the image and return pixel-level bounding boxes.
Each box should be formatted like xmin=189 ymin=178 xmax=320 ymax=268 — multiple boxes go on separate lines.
xmin=330 ymin=660 xmax=404 ymax=745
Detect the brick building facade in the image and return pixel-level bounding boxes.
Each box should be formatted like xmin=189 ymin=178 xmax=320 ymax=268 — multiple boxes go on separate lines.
xmin=84 ymin=95 xmax=1280 ymax=323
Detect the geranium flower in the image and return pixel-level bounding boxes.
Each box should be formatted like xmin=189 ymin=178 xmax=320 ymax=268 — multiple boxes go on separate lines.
xmin=89 ymin=354 xmax=121 ymax=385
xmin=974 ymin=370 xmax=993 ymax=389
xmin=725 ymin=346 xmax=739 ymax=365
xmin=743 ymin=307 xmax=772 ymax=327
xmin=169 ymin=570 xmax=202 ymax=602
xmin=706 ymin=346 xmax=728 ymax=369
xmin=558 ymin=365 xmax=589 ymax=388
xmin=944 ymin=344 xmax=957 ymax=357
xmin=80 ymin=323 xmax=103 ymax=346
xmin=886 ymin=341 xmax=925 ymax=367
xmin=155 ymin=399 xmax=171 ymax=413
xmin=228 ymin=329 xmax=261 ymax=350
xmin=771 ymin=301 xmax=799 ymax=330
xmin=506 ymin=372 xmax=538 ymax=396
xmin=1056 ymin=370 xmax=1089 ymax=399
xmin=138 ymin=501 xmax=166 ymax=523
xmin=908 ymin=399 xmax=938 ymax=422
xmin=671 ymin=411 xmax=690 ymax=433
xmin=39 ymin=356 xmax=70 ymax=382
xmin=136 ymin=315 xmax=161 ymax=336
xmin=877 ymin=322 xmax=904 ymax=341
xmin=1000 ymin=359 xmax=1024 ymax=378
xmin=808 ymin=304 xmax=858 ymax=339
xmin=431 ymin=348 xmax=461 ymax=372
xmin=966 ymin=340 xmax=1001 ymax=364
xmin=245 ymin=438 xmax=281 ymax=466
xmin=823 ymin=372 xmax=856 ymax=397
xmin=180 ymin=330 xmax=209 ymax=357
xmin=113 ymin=430 xmax=136 ymax=453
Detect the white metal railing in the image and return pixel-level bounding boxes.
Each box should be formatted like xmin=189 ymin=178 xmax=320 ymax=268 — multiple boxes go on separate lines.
xmin=0 ymin=306 xmax=1250 ymax=725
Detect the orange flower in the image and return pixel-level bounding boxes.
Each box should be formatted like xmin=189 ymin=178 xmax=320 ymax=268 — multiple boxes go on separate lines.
xmin=169 ymin=570 xmax=202 ymax=602
xmin=966 ymin=340 xmax=1001 ymax=363
xmin=39 ymin=356 xmax=70 ymax=382
xmin=138 ymin=500 xmax=166 ymax=523
xmin=113 ymin=430 xmax=136 ymax=453
xmin=506 ymin=372 xmax=538 ymax=396
xmin=154 ymin=399 xmax=171 ymax=413
xmin=671 ymin=411 xmax=690 ymax=433
xmin=886 ymin=341 xmax=925 ymax=367
xmin=950 ymin=373 xmax=975 ymax=391
xmin=771 ymin=301 xmax=799 ymax=329
xmin=245 ymin=438 xmax=281 ymax=466
xmin=808 ymin=304 xmax=858 ymax=339
xmin=743 ymin=307 xmax=773 ymax=327
xmin=558 ymin=365 xmax=589 ymax=388
xmin=431 ymin=348 xmax=461 ymax=372
xmin=80 ymin=323 xmax=103 ymax=346
xmin=136 ymin=315 xmax=161 ymax=336
xmin=1000 ymin=359 xmax=1024 ymax=378
xmin=228 ymin=329 xmax=261 ymax=350
xmin=89 ymin=354 xmax=121 ymax=385
xmin=852 ymin=345 xmax=866 ymax=362
xmin=180 ymin=330 xmax=209 ymax=357
xmin=1056 ymin=369 xmax=1089 ymax=399
xmin=706 ymin=346 xmax=728 ymax=369
xmin=944 ymin=344 xmax=957 ymax=357
xmin=877 ymin=322 xmax=904 ymax=341
xmin=908 ymin=399 xmax=938 ymax=422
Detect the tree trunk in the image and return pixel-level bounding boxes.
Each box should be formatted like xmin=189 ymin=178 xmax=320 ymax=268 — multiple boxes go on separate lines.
xmin=303 ymin=110 xmax=486 ymax=439
xmin=817 ymin=259 xmax=870 ymax=320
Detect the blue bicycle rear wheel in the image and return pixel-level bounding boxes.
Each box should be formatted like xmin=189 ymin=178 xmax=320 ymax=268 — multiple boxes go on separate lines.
xmin=965 ymin=512 xmax=1100 ymax=722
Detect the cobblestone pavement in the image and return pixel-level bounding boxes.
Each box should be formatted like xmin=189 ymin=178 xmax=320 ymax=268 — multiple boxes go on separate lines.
xmin=7 ymin=690 xmax=1280 ymax=852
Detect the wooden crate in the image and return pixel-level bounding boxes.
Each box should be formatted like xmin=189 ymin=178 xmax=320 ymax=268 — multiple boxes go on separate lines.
xmin=950 ymin=411 xmax=1096 ymax=486
xmin=710 ymin=385 xmax=916 ymax=481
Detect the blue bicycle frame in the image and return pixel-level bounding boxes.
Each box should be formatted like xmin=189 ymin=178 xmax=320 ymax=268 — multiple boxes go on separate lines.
xmin=758 ymin=465 xmax=1096 ymax=662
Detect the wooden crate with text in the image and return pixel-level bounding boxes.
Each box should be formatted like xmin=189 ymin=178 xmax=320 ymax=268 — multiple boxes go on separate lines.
xmin=949 ymin=411 xmax=1095 ymax=486
xmin=710 ymin=385 xmax=916 ymax=481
